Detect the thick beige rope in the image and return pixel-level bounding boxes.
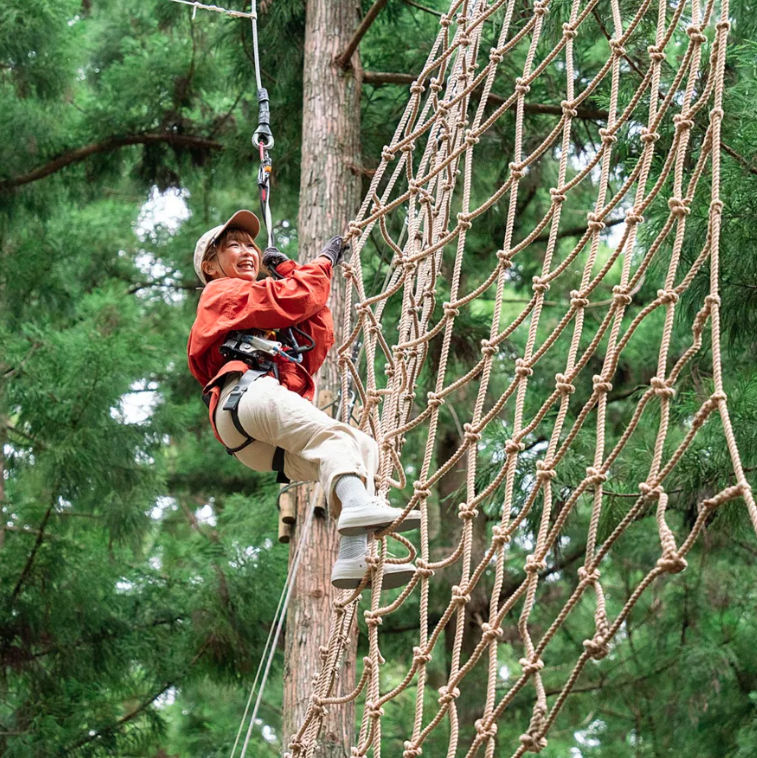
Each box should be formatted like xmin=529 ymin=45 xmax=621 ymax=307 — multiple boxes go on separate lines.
xmin=285 ymin=0 xmax=757 ymax=756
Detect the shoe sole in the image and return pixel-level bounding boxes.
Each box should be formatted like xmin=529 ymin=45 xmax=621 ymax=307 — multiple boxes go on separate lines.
xmin=331 ymin=567 xmax=416 ymax=591
xmin=337 ymin=511 xmax=421 ymax=537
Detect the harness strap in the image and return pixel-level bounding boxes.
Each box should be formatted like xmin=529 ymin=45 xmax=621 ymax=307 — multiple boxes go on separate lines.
xmin=222 ymin=370 xmax=265 ymax=455
xmin=272 ymin=445 xmax=290 ymax=485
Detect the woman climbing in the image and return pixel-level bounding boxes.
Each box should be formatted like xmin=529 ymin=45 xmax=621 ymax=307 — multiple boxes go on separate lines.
xmin=187 ymin=210 xmax=419 ymax=589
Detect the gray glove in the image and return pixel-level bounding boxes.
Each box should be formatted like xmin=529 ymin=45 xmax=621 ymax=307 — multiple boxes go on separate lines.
xmin=262 ymin=246 xmax=289 ymax=274
xmin=319 ymin=236 xmax=349 ymax=269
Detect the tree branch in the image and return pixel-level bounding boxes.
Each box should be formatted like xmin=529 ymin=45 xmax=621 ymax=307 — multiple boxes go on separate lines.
xmin=335 ymin=0 xmax=390 ymax=69
xmin=8 ymin=497 xmax=56 ymax=605
xmin=403 ymin=0 xmax=444 ymax=16
xmin=363 ymin=71 xmax=610 ymax=120
xmin=0 ymin=133 xmax=222 ymax=191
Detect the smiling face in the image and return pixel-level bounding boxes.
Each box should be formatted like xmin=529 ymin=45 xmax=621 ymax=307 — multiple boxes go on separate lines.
xmin=201 ymin=228 xmax=261 ymax=282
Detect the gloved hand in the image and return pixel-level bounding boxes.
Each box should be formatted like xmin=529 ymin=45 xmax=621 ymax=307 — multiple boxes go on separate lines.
xmin=319 ymin=236 xmax=350 ymax=269
xmin=262 ymin=246 xmax=289 ymax=274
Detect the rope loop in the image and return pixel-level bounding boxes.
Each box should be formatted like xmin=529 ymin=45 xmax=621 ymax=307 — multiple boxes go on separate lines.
xmin=536 ymin=459 xmax=558 ymax=480
xmin=570 ymin=290 xmax=590 ymax=309
xmin=475 ymin=719 xmax=499 ymax=740
xmin=598 ymin=127 xmax=618 ymax=145
xmin=583 ymin=634 xmax=610 ymax=659
xmin=532 ymin=276 xmax=550 ymax=293
xmin=437 ymin=685 xmax=461 ymax=705
xmin=586 ymin=466 xmax=607 ymax=485
xmin=481 ymin=622 xmax=504 ymax=642
xmin=524 ymin=554 xmax=547 ymax=573
xmin=650 ymin=376 xmax=676 ymax=398
xmin=515 ymin=358 xmax=534 ymax=378
xmin=657 ymin=551 xmax=688 ymax=573
xmin=555 ymin=373 xmax=576 ymax=395
xmin=686 ymin=24 xmax=707 ymax=43
xmin=716 ymin=20 xmax=731 ymax=31
xmin=562 ymin=22 xmax=577 ymax=40
xmin=451 ymin=585 xmax=471 ymax=605
xmin=668 ymin=197 xmax=691 ymax=217
xmin=518 ymin=655 xmax=545 ymax=674
xmin=593 ymin=374 xmax=613 ymax=394
xmin=657 ymin=288 xmax=680 ymax=305
xmin=704 ymin=294 xmax=722 ymax=308
xmin=560 ymin=100 xmax=578 ymax=118
xmin=505 ymin=438 xmax=525 ymax=455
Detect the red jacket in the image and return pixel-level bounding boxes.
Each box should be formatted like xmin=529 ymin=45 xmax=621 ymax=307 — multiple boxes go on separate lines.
xmin=187 ymin=258 xmax=335 ymax=442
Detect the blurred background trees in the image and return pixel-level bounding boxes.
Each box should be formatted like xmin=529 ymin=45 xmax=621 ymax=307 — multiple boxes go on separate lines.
xmin=1 ymin=0 xmax=756 ymax=755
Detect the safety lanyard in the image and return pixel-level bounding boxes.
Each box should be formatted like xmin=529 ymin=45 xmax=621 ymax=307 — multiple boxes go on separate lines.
xmin=249 ymin=0 xmax=275 ymax=249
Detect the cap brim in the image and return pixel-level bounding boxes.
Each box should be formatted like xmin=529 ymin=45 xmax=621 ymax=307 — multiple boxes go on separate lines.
xmin=212 ymin=210 xmax=261 ymax=244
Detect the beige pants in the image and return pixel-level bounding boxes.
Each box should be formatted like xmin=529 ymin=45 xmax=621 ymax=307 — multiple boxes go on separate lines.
xmin=215 ymin=374 xmax=378 ymax=517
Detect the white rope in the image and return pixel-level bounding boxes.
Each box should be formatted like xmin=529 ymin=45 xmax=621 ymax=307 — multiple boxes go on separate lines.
xmin=249 ymin=0 xmax=264 ymax=94
xmin=166 ymin=0 xmax=257 ymax=20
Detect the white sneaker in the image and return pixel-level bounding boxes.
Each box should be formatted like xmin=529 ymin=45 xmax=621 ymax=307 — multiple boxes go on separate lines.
xmin=337 ymin=498 xmax=421 ymax=536
xmin=330 ymin=555 xmax=416 ymax=590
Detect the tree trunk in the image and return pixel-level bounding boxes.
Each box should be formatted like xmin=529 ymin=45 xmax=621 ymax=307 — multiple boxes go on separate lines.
xmin=282 ymin=0 xmax=362 ymax=756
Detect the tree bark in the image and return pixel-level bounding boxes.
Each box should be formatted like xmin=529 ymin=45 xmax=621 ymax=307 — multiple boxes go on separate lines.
xmin=282 ymin=0 xmax=362 ymax=756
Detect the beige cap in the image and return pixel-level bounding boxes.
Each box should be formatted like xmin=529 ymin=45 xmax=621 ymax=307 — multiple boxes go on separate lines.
xmin=193 ymin=210 xmax=261 ymax=284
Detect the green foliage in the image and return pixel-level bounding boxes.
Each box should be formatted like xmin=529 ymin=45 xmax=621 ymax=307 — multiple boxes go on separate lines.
xmin=1 ymin=0 xmax=756 ymax=756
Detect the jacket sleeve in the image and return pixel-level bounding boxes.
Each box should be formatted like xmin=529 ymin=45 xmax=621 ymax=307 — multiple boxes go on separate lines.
xmin=202 ymin=257 xmax=333 ymax=331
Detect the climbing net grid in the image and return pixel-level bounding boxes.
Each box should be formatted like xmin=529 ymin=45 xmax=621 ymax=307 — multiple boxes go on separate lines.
xmin=287 ymin=0 xmax=757 ymax=755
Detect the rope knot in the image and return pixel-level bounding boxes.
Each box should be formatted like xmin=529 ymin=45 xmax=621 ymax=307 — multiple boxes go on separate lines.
xmin=550 ymin=187 xmax=567 ymax=203
xmin=457 ymin=212 xmax=473 ymax=231
xmin=668 ymin=197 xmax=690 ymax=217
xmin=505 ymin=439 xmax=525 ymax=455
xmin=673 ymin=114 xmax=695 ymax=131
xmin=451 ymin=585 xmax=471 ymax=605
xmin=515 ymin=359 xmax=534 ymax=378
xmin=481 ymin=339 xmax=499 ymax=357
xmin=704 ymin=294 xmax=722 ymax=309
xmin=400 ymin=142 xmax=416 ymax=154
xmin=348 ymin=221 xmax=363 ymax=239
xmin=519 ymin=655 xmax=545 ymax=674
xmin=458 ymin=502 xmax=479 ymax=520
xmin=686 ymin=24 xmax=707 ymax=43
xmin=365 ymin=701 xmax=385 ymax=719
xmin=439 ymin=13 xmax=451 ymax=27
xmin=410 ymin=80 xmax=425 ymax=94
xmin=710 ymin=199 xmax=725 ymax=214
xmin=533 ymin=0 xmax=549 ymax=17
xmin=716 ymin=20 xmax=731 ymax=31
xmin=403 ymin=742 xmax=423 ymax=758
xmin=647 ymin=45 xmax=666 ymax=62
xmin=650 ymin=376 xmax=675 ymax=398
xmin=609 ymin=38 xmax=627 ymax=57
xmin=481 ymin=622 xmax=504 ymax=643
xmin=524 ymin=554 xmax=547 ymax=573
xmin=489 ymin=47 xmax=504 ymax=64
xmin=532 ymin=276 xmax=550 ymax=294
xmin=583 ymin=634 xmax=610 ymax=659
xmin=496 ymin=250 xmax=513 ymax=268
xmin=413 ymin=481 xmax=432 ymax=499
xmin=415 ymin=558 xmax=435 ymax=578
xmin=578 ymin=566 xmax=600 ymax=583
xmin=657 ymin=288 xmax=680 ymax=305
xmin=427 ymin=391 xmax=445 ymax=409
xmin=464 ymin=130 xmax=480 ymax=147
xmin=587 ymin=212 xmax=606 ymax=232
xmin=710 ymin=390 xmax=727 ymax=404
xmin=536 ymin=459 xmax=557 ymax=480
xmin=519 ymin=733 xmax=548 ymax=753
xmin=560 ymin=100 xmax=578 ymax=118
xmin=640 ymin=127 xmax=661 ymax=143
xmin=491 ymin=525 xmax=511 ymax=547
xmin=586 ymin=467 xmax=607 ymax=485
xmin=429 ymin=77 xmax=443 ymax=93
xmin=562 ymin=22 xmax=577 ymax=40
xmin=509 ymin=161 xmax=525 ymax=179
xmin=657 ymin=551 xmax=688 ymax=573
xmin=612 ymin=285 xmax=633 ymax=306
xmin=593 ymin=374 xmax=613 ymax=394
xmin=639 ymin=482 xmax=662 ymax=499
xmin=364 ymin=611 xmax=383 ymax=627
xmin=598 ymin=127 xmax=618 ymax=145
xmin=570 ymin=290 xmax=589 ymax=309
xmin=413 ymin=646 xmax=432 ymax=665
xmin=555 ymin=373 xmax=576 ymax=395
xmin=437 ymin=685 xmax=461 ymax=705
xmin=475 ymin=719 xmax=499 ymax=740
xmin=515 ymin=77 xmax=531 ymax=96
xmin=625 ymin=210 xmax=644 ymax=224
xmin=443 ymin=302 xmax=460 ymax=318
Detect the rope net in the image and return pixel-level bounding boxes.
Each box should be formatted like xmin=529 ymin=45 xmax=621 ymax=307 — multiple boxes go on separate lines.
xmin=287 ymin=0 xmax=757 ymax=755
